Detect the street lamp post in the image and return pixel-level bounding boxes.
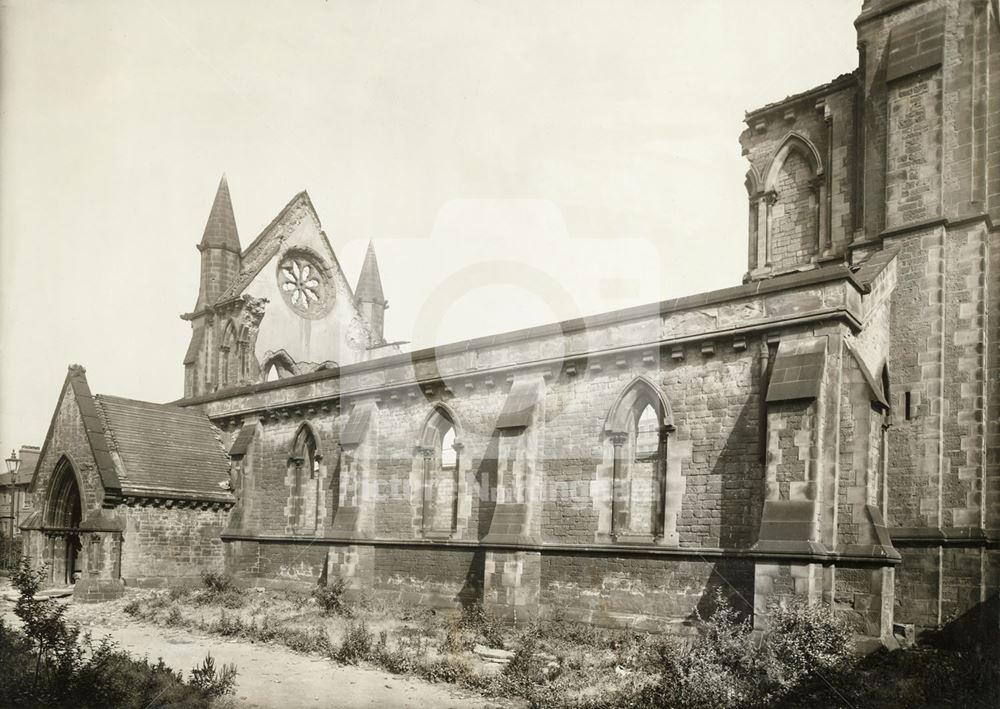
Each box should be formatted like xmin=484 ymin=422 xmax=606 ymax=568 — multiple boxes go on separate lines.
xmin=4 ymin=449 xmax=19 ymax=569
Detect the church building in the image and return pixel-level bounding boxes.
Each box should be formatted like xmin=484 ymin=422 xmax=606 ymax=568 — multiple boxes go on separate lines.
xmin=21 ymin=0 xmax=1000 ymax=644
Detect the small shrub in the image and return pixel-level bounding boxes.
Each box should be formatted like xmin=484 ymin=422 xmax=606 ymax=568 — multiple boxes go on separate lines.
xmin=440 ymin=621 xmax=467 ymax=654
xmin=460 ymin=602 xmax=507 ymax=648
xmin=375 ymin=645 xmax=416 ymax=675
xmin=201 ymin=570 xmax=238 ymax=595
xmin=765 ymin=598 xmax=853 ymax=686
xmin=542 ymin=607 xmax=608 ymax=648
xmin=122 ymin=599 xmax=141 ymax=617
xmin=336 ymin=620 xmax=374 ymax=664
xmin=167 ymin=606 xmax=184 ymax=626
xmin=188 ymin=652 xmax=238 ymax=698
xmin=312 ymin=577 xmax=352 ymax=616
xmin=213 ymin=611 xmax=246 ymax=637
xmin=1 ymin=559 xmax=236 ymax=709
xmin=368 ymin=630 xmax=414 ymax=674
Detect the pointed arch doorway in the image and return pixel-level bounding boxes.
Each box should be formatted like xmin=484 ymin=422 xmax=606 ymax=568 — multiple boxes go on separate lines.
xmin=47 ymin=460 xmax=84 ymax=586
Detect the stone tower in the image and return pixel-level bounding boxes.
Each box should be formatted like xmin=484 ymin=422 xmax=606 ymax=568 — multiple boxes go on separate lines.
xmin=855 ymin=0 xmax=1000 ymax=637
xmin=741 ymin=0 xmax=999 ymax=640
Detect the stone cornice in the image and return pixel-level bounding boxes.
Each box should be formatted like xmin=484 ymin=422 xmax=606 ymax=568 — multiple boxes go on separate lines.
xmin=122 ymin=496 xmax=234 ymax=510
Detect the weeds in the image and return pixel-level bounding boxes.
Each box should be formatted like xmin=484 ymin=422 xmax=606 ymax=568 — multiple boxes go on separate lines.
xmin=114 ymin=577 xmax=997 ymax=709
xmin=2 ymin=556 xmax=237 ymax=709
xmin=200 ymin=570 xmax=238 ymax=595
xmin=196 ymin=570 xmax=246 ymax=609
xmin=459 ymin=602 xmax=507 ymax=648
xmin=313 ymin=577 xmax=352 ymax=616
xmin=187 ymin=652 xmax=239 ymax=698
xmin=336 ymin=620 xmax=375 ymax=664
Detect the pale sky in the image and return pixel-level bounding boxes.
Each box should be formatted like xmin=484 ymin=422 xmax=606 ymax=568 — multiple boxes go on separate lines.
xmin=0 ymin=0 xmax=859 ymax=456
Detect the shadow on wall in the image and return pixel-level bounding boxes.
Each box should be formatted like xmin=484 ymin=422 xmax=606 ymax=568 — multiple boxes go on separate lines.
xmin=475 ymin=434 xmax=500 ymax=540
xmin=921 ymin=592 xmax=1000 ymax=652
xmin=327 ymin=453 xmax=342 ymax=525
xmin=695 ymin=385 xmax=764 ymax=621
xmin=454 ymin=549 xmax=486 ymax=609
xmin=769 ymin=594 xmax=999 ymax=708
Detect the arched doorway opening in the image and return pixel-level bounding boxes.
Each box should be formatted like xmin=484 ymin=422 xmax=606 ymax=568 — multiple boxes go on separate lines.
xmin=47 ymin=460 xmax=83 ymax=586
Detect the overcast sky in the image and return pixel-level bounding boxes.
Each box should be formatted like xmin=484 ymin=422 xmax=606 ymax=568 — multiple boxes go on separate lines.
xmin=0 ymin=0 xmax=858 ymax=457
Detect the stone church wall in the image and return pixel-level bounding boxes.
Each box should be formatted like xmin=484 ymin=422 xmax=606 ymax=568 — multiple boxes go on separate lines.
xmin=190 ymin=269 xmax=890 ymax=627
xmin=119 ymin=504 xmax=230 ymax=587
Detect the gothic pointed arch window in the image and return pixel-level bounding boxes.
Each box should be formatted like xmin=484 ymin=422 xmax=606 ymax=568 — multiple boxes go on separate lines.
xmin=218 ymin=321 xmax=238 ymax=389
xmin=635 ymin=404 xmax=660 ymax=461
xmin=604 ymin=377 xmax=678 ymax=543
xmin=756 ymin=132 xmax=827 ymax=272
xmin=418 ymin=406 xmax=462 ymax=537
xmin=287 ymin=423 xmax=323 ymax=532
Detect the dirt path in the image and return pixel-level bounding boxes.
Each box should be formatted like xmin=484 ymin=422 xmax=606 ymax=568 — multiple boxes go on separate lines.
xmin=90 ymin=620 xmax=504 ymax=709
xmin=1 ymin=588 xmax=508 ymax=709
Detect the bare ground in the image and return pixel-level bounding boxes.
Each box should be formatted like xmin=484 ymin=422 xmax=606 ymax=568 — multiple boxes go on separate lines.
xmin=0 ymin=581 xmax=512 ymax=709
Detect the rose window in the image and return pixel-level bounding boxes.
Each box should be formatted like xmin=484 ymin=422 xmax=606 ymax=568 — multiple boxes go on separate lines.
xmin=276 ymin=252 xmax=332 ymax=318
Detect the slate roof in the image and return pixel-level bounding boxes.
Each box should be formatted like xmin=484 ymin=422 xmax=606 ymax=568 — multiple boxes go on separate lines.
xmin=766 ymin=338 xmax=827 ymax=403
xmin=850 ymin=246 xmax=900 ymax=290
xmin=497 ymin=376 xmax=543 ymax=430
xmin=1 ymin=446 xmax=40 ymax=486
xmin=94 ymin=395 xmax=234 ymax=502
xmin=355 ymin=241 xmax=385 ymax=303
xmin=229 ymin=423 xmax=258 ymax=458
xmin=340 ymin=401 xmax=376 ymax=447
xmin=0 ymin=471 xmax=32 ymax=487
xmin=846 ymin=343 xmax=890 ymax=411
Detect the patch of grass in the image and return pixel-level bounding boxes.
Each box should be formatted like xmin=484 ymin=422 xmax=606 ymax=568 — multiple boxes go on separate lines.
xmin=418 ymin=654 xmax=475 ymax=684
xmin=277 ymin=626 xmax=333 ymax=655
